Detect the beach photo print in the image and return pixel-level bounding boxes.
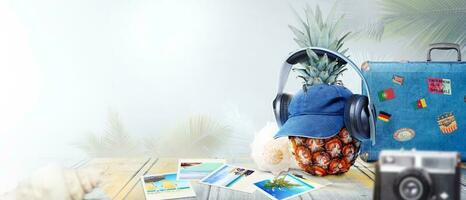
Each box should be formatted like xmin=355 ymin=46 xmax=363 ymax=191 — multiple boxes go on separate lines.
xmin=254 ymin=174 xmax=318 ymax=200
xmin=288 ymin=171 xmax=331 ymax=189
xmin=200 ymin=164 xmax=272 ymax=193
xmin=141 ymin=173 xmax=196 ymax=200
xmin=177 ymin=159 xmax=225 ymax=181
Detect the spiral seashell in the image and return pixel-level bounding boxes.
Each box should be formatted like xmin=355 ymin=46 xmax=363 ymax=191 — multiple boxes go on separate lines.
xmin=0 ymin=164 xmax=104 ymax=200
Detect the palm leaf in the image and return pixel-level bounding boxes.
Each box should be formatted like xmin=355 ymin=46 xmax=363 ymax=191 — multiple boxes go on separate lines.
xmin=146 ymin=114 xmax=231 ymax=157
xmin=378 ymin=0 xmax=466 ymax=48
xmin=264 ymin=176 xmax=301 ymax=190
xmin=75 ymin=111 xmax=139 ymax=157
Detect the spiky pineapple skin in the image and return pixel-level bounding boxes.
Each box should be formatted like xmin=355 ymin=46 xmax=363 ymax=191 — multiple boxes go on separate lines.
xmin=289 ymin=128 xmax=360 ymax=176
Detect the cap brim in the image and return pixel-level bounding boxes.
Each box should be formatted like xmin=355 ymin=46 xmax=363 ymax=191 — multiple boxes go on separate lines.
xmin=274 ymin=115 xmax=344 ymax=139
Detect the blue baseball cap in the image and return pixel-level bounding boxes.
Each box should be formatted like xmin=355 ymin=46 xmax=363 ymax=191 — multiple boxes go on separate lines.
xmin=274 ymin=84 xmax=353 ymax=139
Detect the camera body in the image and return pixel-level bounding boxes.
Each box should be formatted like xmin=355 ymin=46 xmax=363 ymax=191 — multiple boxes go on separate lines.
xmin=374 ymin=150 xmax=460 ymax=200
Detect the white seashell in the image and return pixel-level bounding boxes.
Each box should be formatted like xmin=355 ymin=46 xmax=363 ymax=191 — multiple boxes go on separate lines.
xmin=250 ymin=122 xmax=292 ymax=175
xmin=0 ymin=163 xmax=106 ymax=200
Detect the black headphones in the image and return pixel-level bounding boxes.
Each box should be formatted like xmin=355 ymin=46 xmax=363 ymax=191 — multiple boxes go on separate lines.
xmin=272 ymin=47 xmax=376 ymax=143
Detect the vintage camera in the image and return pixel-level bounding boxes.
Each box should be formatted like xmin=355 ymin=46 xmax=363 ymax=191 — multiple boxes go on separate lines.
xmin=374 ymin=150 xmax=461 ymax=200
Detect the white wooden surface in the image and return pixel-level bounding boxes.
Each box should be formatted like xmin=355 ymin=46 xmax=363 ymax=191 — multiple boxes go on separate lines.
xmin=79 ymin=158 xmax=466 ymax=200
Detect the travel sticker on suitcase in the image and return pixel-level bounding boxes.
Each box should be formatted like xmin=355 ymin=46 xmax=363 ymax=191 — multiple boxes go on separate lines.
xmin=359 ymin=43 xmax=466 ymax=161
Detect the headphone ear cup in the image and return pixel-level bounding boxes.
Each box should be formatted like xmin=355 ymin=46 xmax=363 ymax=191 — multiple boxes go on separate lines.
xmin=273 ymin=93 xmax=293 ymax=127
xmin=344 ymin=94 xmax=370 ymax=140
xmin=280 ymin=94 xmax=292 ymax=126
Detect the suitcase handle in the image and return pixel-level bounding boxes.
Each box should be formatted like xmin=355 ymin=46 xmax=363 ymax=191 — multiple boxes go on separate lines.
xmin=427 ymin=43 xmax=462 ymax=61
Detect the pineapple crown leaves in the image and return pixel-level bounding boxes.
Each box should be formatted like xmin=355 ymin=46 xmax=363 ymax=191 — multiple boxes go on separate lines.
xmin=289 ymin=4 xmax=350 ymax=53
xmin=292 ymin=48 xmax=347 ymax=87
xmin=289 ymin=4 xmax=351 ymax=87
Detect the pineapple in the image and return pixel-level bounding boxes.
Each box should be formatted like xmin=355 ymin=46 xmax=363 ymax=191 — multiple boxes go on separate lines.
xmin=288 ymin=5 xmax=359 ymax=176
xmin=289 ymin=128 xmax=360 ymax=176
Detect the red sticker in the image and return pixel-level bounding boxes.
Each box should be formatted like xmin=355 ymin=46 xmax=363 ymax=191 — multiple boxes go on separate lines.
xmin=428 ymin=77 xmax=451 ymax=95
xmin=378 ymin=88 xmax=395 ymax=101
xmin=392 ymin=75 xmax=404 ymax=85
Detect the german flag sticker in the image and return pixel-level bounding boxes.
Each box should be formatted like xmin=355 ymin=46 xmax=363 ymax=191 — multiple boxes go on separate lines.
xmin=377 ymin=111 xmax=391 ymax=122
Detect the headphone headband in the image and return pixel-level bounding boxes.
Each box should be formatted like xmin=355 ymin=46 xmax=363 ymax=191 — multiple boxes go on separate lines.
xmin=276 ymin=47 xmax=376 ymax=144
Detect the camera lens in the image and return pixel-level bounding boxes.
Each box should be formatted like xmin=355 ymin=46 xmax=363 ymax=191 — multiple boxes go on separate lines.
xmin=394 ymin=169 xmax=431 ymax=200
xmin=398 ymin=177 xmax=423 ymax=200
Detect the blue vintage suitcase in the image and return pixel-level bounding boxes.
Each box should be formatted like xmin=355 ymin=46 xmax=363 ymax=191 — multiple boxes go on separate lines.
xmin=359 ymin=43 xmax=466 ymax=161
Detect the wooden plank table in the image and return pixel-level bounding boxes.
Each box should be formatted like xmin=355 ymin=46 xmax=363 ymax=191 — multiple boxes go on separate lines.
xmin=79 ymin=158 xmax=466 ymax=200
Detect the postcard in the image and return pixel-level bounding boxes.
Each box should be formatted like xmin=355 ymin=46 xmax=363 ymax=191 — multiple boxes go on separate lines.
xmin=288 ymin=171 xmax=331 ymax=189
xmin=200 ymin=164 xmax=272 ymax=193
xmin=177 ymin=159 xmax=225 ymax=181
xmin=254 ymin=174 xmax=319 ymax=200
xmin=141 ymin=173 xmax=196 ymax=200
